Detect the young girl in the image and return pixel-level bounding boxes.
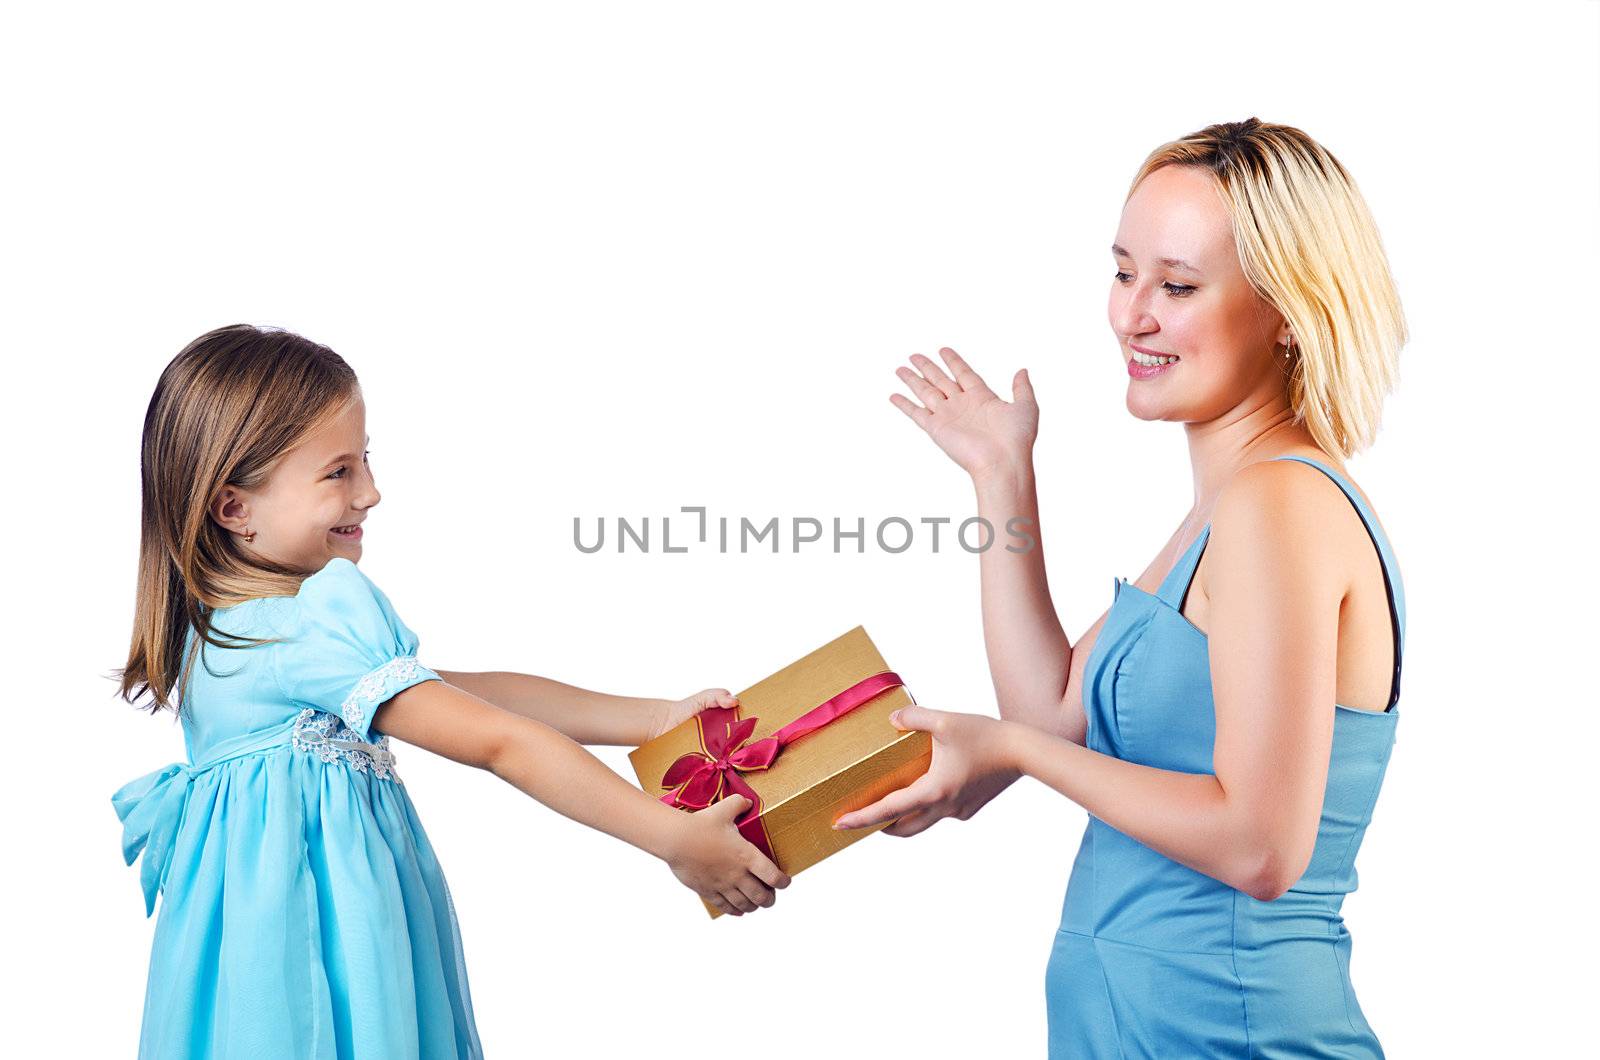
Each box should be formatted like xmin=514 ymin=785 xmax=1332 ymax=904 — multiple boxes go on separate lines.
xmin=110 ymin=323 xmax=789 ymax=1058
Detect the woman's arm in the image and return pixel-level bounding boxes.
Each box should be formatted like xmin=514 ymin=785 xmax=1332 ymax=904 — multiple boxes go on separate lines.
xmin=838 ymin=463 xmax=1350 ymax=900
xmin=892 ymin=348 xmax=1081 ymax=738
xmin=846 ymin=711 xmax=1289 ymax=899
xmin=371 ymin=679 xmax=788 ymax=915
xmin=971 ymin=463 xmax=1082 ymax=739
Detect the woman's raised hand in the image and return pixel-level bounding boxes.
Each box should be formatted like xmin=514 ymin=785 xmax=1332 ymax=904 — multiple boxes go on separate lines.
xmin=891 ymin=348 xmax=1039 ymax=479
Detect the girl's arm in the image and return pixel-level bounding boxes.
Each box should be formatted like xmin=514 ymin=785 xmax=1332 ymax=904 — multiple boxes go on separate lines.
xmin=892 ymin=348 xmax=1081 ymax=739
xmin=431 ymin=670 xmax=691 ymax=746
xmin=371 ymin=679 xmax=788 ymax=916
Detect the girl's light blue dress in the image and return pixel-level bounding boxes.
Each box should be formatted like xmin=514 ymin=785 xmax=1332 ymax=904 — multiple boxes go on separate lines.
xmin=1046 ymin=455 xmax=1405 ymax=1058
xmin=112 ymin=558 xmax=484 ymax=1058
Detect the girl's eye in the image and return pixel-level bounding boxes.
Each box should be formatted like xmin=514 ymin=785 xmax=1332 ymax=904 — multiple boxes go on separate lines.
xmin=328 ymin=451 xmax=370 ymax=480
xmin=1112 ymin=272 xmax=1196 ymax=297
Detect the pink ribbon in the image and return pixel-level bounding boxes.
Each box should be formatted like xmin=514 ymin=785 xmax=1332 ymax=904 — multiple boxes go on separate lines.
xmin=657 ymin=671 xmax=906 ymax=862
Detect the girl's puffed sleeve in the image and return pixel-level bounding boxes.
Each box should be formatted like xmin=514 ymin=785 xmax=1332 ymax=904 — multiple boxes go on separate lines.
xmin=273 ymin=558 xmax=443 ymax=741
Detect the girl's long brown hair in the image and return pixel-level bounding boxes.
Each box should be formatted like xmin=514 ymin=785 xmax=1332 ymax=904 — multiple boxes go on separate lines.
xmin=112 ymin=324 xmax=360 ymax=716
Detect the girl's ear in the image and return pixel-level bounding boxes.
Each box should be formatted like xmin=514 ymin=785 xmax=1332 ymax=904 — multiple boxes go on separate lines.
xmin=211 ymin=485 xmax=250 ymax=533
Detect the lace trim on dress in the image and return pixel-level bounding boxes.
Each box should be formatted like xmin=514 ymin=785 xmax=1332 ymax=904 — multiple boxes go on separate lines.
xmin=341 ymin=655 xmax=428 ymax=734
xmin=291 ymin=708 xmax=402 ymax=782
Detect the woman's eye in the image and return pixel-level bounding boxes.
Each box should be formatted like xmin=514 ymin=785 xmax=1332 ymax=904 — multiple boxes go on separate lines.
xmin=1112 ymin=271 xmax=1194 ymax=297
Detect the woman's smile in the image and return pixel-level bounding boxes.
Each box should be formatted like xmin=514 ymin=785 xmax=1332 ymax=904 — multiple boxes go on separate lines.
xmin=1128 ymin=344 xmax=1181 ymax=380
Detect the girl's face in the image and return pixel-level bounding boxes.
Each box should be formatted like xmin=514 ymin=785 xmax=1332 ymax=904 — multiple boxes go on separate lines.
xmin=1108 ymin=164 xmax=1289 ymax=424
xmin=212 ymin=394 xmax=379 ymax=574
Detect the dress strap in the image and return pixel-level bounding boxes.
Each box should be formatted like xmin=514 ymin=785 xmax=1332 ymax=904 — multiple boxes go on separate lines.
xmin=1267 ymin=455 xmax=1407 ymax=710
xmin=1155 ymin=523 xmax=1212 ymax=611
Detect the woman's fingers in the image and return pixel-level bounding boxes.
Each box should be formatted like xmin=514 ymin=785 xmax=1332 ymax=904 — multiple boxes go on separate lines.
xmin=709 ymin=893 xmax=739 ymax=916
xmin=723 ymin=888 xmax=757 ymax=914
xmin=882 ymin=809 xmax=941 ymax=838
xmin=888 ymin=392 xmax=935 ymax=429
xmin=896 ymin=365 xmax=945 ymax=408
xmin=888 ymin=704 xmax=943 ymax=734
xmin=833 ymin=774 xmax=939 ymax=831
xmin=938 ymin=347 xmax=989 ymax=394
xmin=1012 ymin=367 xmax=1036 ymax=407
xmin=910 ymin=352 xmax=960 ymax=399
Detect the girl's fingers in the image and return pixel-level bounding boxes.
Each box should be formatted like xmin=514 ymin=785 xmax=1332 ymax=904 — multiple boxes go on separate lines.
xmin=706 ymin=794 xmax=751 ymax=824
xmin=706 ymin=690 xmax=738 ymax=711
xmin=896 ymin=365 xmax=944 ymax=408
xmin=910 ymin=353 xmax=960 ymax=399
xmin=709 ymin=893 xmax=737 ymax=916
xmin=748 ymin=854 xmax=791 ymax=890
xmin=724 ymin=888 xmax=757 ymax=914
xmin=889 ymin=392 xmax=934 ymax=428
xmin=737 ymin=874 xmax=776 ymax=909
xmin=938 ymin=347 xmax=989 ymax=394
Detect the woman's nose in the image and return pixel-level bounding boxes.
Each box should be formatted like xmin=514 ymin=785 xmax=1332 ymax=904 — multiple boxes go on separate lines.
xmin=1112 ymin=281 xmax=1159 ymax=337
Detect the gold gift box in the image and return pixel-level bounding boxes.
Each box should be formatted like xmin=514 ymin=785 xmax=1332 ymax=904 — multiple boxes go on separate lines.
xmin=628 ymin=626 xmax=931 ymax=918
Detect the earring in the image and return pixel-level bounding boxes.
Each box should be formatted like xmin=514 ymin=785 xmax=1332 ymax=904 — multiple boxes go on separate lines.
xmin=243 ymin=527 xmax=257 ymax=543
xmin=1283 ymin=335 xmax=1295 ymax=358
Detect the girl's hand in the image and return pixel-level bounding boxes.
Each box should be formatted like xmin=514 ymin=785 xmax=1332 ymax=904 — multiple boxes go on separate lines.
xmin=891 ymin=348 xmax=1039 ymax=481
xmin=647 ymin=688 xmax=740 ymax=743
xmin=831 ymin=706 xmax=1021 ymax=834
xmin=662 ymin=795 xmax=791 ymax=916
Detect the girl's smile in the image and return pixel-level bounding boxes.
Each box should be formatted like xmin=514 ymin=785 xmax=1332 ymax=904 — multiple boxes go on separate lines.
xmin=211 ymin=393 xmax=379 ymax=573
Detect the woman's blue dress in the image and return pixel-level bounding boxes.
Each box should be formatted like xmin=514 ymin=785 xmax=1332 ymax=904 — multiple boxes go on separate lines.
xmin=1046 ymin=455 xmax=1405 ymax=1058
xmin=112 ymin=558 xmax=484 ymax=1058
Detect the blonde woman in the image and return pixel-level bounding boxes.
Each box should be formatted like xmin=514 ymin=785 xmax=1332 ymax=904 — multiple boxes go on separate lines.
xmin=836 ymin=118 xmax=1408 ymax=1057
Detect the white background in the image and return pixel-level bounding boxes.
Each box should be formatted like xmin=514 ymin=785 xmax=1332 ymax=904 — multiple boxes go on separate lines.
xmin=4 ymin=2 xmax=1596 ymax=1055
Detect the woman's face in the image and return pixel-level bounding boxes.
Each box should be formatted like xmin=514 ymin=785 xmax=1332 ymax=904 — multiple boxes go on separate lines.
xmin=1108 ymin=165 xmax=1288 ymax=424
xmin=212 ymin=394 xmax=379 ymax=574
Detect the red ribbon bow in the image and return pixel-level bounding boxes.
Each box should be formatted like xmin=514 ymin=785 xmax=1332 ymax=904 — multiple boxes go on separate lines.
xmin=659 ymin=712 xmax=780 ymax=811
xmin=657 ymin=671 xmax=905 ymax=863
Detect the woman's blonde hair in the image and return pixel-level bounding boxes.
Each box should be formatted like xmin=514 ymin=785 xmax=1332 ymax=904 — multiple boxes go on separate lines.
xmin=112 ymin=324 xmax=360 ymax=716
xmin=1129 ymin=117 xmax=1407 ymax=459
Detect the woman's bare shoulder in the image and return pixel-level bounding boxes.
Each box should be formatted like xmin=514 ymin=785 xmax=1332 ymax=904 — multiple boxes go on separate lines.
xmin=1207 ymin=452 xmax=1368 ymax=591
